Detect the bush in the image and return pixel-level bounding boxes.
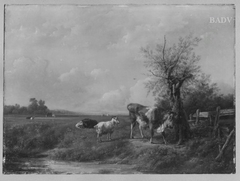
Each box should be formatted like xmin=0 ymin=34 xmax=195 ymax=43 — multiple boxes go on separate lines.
xmin=3 ymin=122 xmax=67 ymax=158
xmin=52 ymin=137 xmax=132 ymax=162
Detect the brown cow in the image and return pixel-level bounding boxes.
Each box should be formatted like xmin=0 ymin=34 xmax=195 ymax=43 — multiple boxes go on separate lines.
xmin=127 ymin=103 xmax=173 ymax=144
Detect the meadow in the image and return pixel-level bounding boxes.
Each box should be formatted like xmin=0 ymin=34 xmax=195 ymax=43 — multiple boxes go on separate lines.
xmin=3 ymin=114 xmax=235 ymax=174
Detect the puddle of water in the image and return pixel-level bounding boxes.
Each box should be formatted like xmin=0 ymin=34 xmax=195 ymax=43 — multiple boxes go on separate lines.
xmin=44 ymin=160 xmax=141 ymax=174
xmin=6 ymin=157 xmax=142 ymax=174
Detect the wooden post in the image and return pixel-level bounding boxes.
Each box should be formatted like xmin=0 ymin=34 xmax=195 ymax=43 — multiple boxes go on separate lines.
xmin=208 ymin=112 xmax=213 ymax=137
xmin=214 ymin=106 xmax=220 ymax=127
xmin=189 ymin=114 xmax=193 ymax=120
xmin=215 ymin=129 xmax=234 ymax=161
xmin=208 ymin=113 xmax=213 ymax=126
xmin=195 ymin=109 xmax=200 ymax=124
xmin=213 ymin=106 xmax=221 ymax=138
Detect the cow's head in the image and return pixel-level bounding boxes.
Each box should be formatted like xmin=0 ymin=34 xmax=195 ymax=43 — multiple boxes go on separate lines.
xmin=75 ymin=121 xmax=84 ymax=129
xmin=111 ymin=116 xmax=120 ymax=125
xmin=157 ymin=112 xmax=174 ymax=133
xmin=164 ymin=112 xmax=175 ymax=129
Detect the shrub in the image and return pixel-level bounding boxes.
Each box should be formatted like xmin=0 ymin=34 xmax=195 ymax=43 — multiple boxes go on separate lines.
xmin=3 ymin=122 xmax=67 ymax=158
xmin=52 ymin=137 xmax=132 ymax=162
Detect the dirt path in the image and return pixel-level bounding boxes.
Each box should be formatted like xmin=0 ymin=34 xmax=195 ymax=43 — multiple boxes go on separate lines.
xmin=44 ymin=160 xmax=141 ymax=174
xmin=13 ymin=144 xmax=143 ymax=174
xmin=43 ymin=139 xmax=184 ymax=174
xmin=13 ymin=156 xmax=141 ymax=174
xmin=7 ymin=139 xmax=185 ymax=174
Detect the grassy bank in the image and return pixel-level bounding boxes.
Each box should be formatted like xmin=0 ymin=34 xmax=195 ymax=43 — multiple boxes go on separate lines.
xmin=3 ymin=115 xmax=235 ymax=174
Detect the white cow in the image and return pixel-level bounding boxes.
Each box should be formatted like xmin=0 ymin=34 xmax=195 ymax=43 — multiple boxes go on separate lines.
xmin=135 ymin=115 xmax=148 ymax=138
xmin=94 ymin=116 xmax=120 ymax=142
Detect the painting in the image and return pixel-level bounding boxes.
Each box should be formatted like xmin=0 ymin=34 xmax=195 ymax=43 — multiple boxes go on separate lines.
xmin=1 ymin=1 xmax=237 ymax=178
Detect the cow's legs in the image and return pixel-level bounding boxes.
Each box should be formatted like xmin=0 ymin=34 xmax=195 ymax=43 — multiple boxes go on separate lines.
xmin=139 ymin=125 xmax=145 ymax=138
xmin=130 ymin=121 xmax=136 ymax=139
xmin=149 ymin=124 xmax=154 ymax=143
xmin=162 ymin=132 xmax=168 ymax=144
xmin=109 ymin=133 xmax=112 ymax=140
xmin=177 ymin=126 xmax=183 ymax=145
xmin=97 ymin=134 xmax=102 ymax=142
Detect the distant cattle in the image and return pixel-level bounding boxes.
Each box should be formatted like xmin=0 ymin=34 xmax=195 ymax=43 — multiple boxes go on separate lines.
xmin=75 ymin=118 xmax=98 ymax=129
xmin=26 ymin=116 xmax=34 ymax=120
xmin=127 ymin=103 xmax=173 ymax=144
xmin=46 ymin=112 xmax=53 ymax=117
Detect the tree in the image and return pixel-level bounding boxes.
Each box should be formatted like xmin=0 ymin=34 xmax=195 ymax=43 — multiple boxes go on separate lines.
xmin=183 ymin=73 xmax=220 ymax=115
xmin=214 ymin=94 xmax=234 ymax=109
xmin=4 ymin=105 xmax=15 ymax=115
xmin=27 ymin=98 xmax=49 ymax=115
xmin=4 ymin=98 xmax=49 ymax=115
xmin=19 ymin=106 xmax=28 ymax=114
xmin=28 ymin=98 xmax=38 ymax=114
xmin=37 ymin=99 xmax=49 ymax=114
xmin=184 ymin=74 xmax=234 ymax=116
xmin=142 ymin=34 xmax=201 ymax=144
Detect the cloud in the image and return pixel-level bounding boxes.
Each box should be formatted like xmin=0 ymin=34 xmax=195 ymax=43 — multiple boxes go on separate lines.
xmin=129 ymin=78 xmax=155 ymax=106
xmin=58 ymin=67 xmax=94 ymax=87
xmin=217 ymin=81 xmax=234 ymax=95
xmin=5 ymin=57 xmax=56 ymax=104
xmin=7 ymin=57 xmax=50 ymax=81
xmin=59 ymin=68 xmax=79 ymax=82
xmin=200 ymin=32 xmax=213 ymax=40
xmin=98 ymin=86 xmax=130 ymax=112
xmin=82 ymin=79 xmax=156 ymax=114
xmin=76 ymin=85 xmax=130 ymax=114
xmin=90 ymin=68 xmax=109 ymax=80
xmin=100 ymin=86 xmax=128 ymax=103
xmin=4 ymin=57 xmax=95 ymax=109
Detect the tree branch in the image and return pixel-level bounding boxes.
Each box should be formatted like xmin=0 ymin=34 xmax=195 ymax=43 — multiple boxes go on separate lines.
xmin=148 ymin=70 xmax=167 ymax=79
xmin=167 ymin=48 xmax=185 ymax=80
xmin=144 ymin=48 xmax=165 ymax=71
xmin=162 ymin=36 xmax=167 ymax=72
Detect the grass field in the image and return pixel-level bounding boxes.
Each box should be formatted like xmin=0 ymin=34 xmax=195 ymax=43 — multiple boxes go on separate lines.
xmin=3 ymin=114 xmax=236 ymax=174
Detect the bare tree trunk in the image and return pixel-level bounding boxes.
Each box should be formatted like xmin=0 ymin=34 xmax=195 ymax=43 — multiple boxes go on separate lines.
xmin=171 ymin=87 xmax=191 ymax=145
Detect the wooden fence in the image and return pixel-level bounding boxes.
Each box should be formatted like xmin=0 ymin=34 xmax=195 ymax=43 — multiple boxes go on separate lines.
xmin=190 ymin=107 xmax=235 ymax=161
xmin=191 ymin=108 xmax=235 ymax=125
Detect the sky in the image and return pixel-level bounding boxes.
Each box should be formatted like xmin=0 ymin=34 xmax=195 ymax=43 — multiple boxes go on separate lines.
xmin=4 ymin=5 xmax=235 ymax=114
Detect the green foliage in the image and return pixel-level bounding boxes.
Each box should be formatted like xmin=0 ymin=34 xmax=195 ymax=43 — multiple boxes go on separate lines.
xmin=4 ymin=98 xmax=49 ymax=115
xmin=3 ymin=122 xmax=69 ymax=160
xmin=4 ymin=105 xmax=28 ymax=115
xmin=28 ymin=98 xmax=49 ymax=114
xmin=183 ymin=74 xmax=234 ymax=115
